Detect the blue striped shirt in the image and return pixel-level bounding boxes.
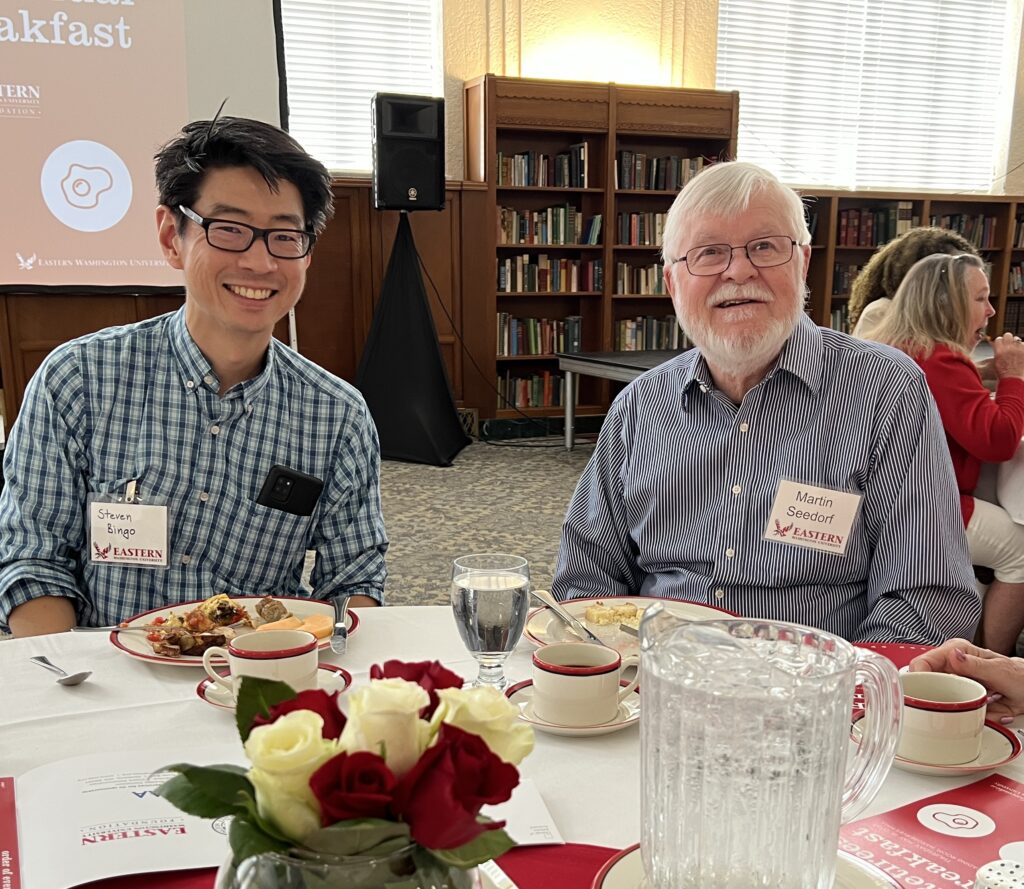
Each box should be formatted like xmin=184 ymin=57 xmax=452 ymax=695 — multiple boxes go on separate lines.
xmin=552 ymin=315 xmax=981 ymax=644
xmin=0 ymin=308 xmax=387 ymax=629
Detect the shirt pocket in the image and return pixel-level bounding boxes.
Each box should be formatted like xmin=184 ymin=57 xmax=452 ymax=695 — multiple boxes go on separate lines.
xmin=214 ymin=501 xmax=313 ymax=595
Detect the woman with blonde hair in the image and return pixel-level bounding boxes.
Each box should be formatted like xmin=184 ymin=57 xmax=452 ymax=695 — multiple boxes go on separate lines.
xmin=874 ymin=253 xmax=1024 ymax=653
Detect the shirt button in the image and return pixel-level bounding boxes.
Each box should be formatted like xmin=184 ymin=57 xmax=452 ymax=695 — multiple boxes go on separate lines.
xmin=185 ymin=380 xmax=195 ymax=390
xmin=714 ymin=588 xmax=725 ymax=599
xmin=180 ymin=554 xmax=191 ymax=565
xmin=203 ymin=374 xmax=215 ymax=386
xmin=199 ymin=491 xmax=210 ymax=502
xmin=731 ymin=484 xmax=741 ymax=495
xmin=739 ymin=422 xmax=749 ymax=433
xmin=725 ymin=547 xmax=735 ymax=558
xmin=699 ymin=384 xmax=709 ymax=394
xmin=210 ymin=425 xmax=220 ymax=436
xmin=246 ymin=404 xmax=253 ymax=414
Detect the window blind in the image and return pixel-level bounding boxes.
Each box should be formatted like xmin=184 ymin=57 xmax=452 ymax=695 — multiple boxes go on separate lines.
xmin=716 ymin=0 xmax=1009 ymax=191
xmin=279 ymin=0 xmax=442 ymax=174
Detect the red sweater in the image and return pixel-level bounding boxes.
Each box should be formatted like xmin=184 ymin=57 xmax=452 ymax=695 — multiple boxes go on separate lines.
xmin=916 ymin=344 xmax=1024 ymax=525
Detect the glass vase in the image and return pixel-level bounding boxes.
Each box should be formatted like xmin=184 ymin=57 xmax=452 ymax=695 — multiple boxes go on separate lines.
xmin=215 ymin=842 xmax=481 ymax=889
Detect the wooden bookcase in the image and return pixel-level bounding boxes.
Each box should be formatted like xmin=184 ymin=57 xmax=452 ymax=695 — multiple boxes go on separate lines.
xmin=464 ymin=74 xmax=739 ymax=418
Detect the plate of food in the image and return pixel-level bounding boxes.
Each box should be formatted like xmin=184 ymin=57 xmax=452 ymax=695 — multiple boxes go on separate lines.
xmin=110 ymin=594 xmax=359 ymax=666
xmin=524 ymin=596 xmax=734 ymax=654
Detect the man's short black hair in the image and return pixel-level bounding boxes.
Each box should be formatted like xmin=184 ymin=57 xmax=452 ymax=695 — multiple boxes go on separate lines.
xmin=154 ymin=116 xmax=334 ymax=235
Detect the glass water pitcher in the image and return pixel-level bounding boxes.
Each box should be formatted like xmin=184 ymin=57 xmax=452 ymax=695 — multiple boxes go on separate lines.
xmin=640 ymin=608 xmax=902 ymax=889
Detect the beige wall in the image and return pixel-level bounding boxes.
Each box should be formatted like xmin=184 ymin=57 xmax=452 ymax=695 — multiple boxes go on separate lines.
xmin=442 ymin=0 xmax=719 ymax=178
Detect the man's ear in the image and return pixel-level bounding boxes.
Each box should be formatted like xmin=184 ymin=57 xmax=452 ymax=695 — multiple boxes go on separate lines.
xmin=156 ymin=205 xmax=185 ymax=270
xmin=799 ymin=243 xmax=812 ymax=283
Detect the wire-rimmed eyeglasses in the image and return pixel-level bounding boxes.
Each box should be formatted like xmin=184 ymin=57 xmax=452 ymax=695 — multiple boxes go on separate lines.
xmin=668 ymin=235 xmax=799 ymax=276
xmin=179 ymin=205 xmax=315 ymax=259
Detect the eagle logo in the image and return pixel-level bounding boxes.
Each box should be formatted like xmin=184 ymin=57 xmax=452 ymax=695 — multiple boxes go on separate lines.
xmin=16 ymin=252 xmax=37 ymax=270
xmin=93 ymin=542 xmax=111 ymax=560
xmin=773 ymin=519 xmax=793 ymax=538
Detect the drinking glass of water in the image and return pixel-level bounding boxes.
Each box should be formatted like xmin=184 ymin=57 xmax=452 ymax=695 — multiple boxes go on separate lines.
xmin=451 ymin=553 xmax=530 ymax=690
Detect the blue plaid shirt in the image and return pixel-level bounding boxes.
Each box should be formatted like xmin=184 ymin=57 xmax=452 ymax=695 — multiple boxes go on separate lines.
xmin=0 ymin=308 xmax=387 ymax=629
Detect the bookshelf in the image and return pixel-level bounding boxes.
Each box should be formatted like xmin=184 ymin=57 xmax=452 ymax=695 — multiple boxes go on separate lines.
xmin=464 ymin=75 xmax=739 ymax=418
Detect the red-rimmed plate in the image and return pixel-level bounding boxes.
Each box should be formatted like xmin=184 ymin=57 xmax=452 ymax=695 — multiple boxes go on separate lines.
xmin=524 ymin=596 xmax=735 ymax=655
xmin=591 ymin=843 xmax=900 ymax=888
xmin=197 ymin=663 xmax=353 ymax=710
xmin=852 ymin=641 xmax=933 ymax=671
xmin=110 ymin=596 xmax=359 ymax=667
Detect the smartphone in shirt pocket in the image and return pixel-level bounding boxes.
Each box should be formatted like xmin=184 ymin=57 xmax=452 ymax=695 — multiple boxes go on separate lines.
xmin=255 ymin=464 xmax=325 ymax=517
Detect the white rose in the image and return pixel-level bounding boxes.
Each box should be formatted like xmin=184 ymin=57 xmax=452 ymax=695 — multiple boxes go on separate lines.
xmin=339 ymin=678 xmax=431 ymax=777
xmin=433 ymin=686 xmax=534 ymax=765
xmin=244 ymin=710 xmax=339 ymax=842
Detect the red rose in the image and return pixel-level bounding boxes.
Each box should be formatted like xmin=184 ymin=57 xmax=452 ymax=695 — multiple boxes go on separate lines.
xmin=369 ymin=660 xmax=464 ymax=717
xmin=392 ymin=724 xmax=518 ymax=850
xmin=310 ymin=751 xmax=397 ymax=824
xmin=250 ymin=689 xmax=346 ymax=740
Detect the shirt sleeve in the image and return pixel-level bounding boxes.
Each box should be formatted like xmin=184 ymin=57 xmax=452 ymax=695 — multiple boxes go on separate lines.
xmin=921 ymin=347 xmax=1024 ymax=464
xmin=308 ymin=397 xmax=388 ymax=605
xmin=0 ymin=348 xmax=90 ymax=628
xmin=854 ymin=370 xmax=981 ymax=643
xmin=551 ymin=395 xmax=644 ymax=601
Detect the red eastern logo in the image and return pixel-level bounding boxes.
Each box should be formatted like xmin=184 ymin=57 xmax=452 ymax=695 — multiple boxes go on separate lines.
xmin=773 ymin=520 xmax=793 ymax=538
xmin=93 ymin=542 xmax=111 ymax=560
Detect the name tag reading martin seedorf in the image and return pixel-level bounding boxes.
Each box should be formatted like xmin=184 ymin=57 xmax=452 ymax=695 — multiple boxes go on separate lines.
xmin=763 ymin=479 xmax=863 ymax=557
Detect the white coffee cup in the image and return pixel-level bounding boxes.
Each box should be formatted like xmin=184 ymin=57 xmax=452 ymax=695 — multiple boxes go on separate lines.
xmin=898 ymin=672 xmax=988 ymax=765
xmin=531 ymin=642 xmax=640 ymax=727
xmin=202 ymin=630 xmax=319 ymax=699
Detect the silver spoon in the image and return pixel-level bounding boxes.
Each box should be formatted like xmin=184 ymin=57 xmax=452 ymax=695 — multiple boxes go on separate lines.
xmin=30 ymin=655 xmax=92 ymax=686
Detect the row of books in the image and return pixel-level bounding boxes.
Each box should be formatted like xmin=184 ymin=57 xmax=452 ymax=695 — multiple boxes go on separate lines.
xmin=829 ymin=304 xmax=850 ymax=334
xmin=498 ymin=206 xmax=602 ymax=246
xmin=615 ymin=261 xmax=664 ymax=295
xmin=1003 ymin=298 xmax=1024 ymax=336
xmin=832 ymin=262 xmax=866 ymax=296
xmin=497 ymin=371 xmax=574 ymax=409
xmin=837 ymin=203 xmax=915 ymax=247
xmin=1009 ymin=263 xmax=1024 ymax=295
xmin=616 ymin=212 xmax=665 ymax=247
xmin=496 ymin=143 xmax=589 ymax=188
xmin=615 ymin=151 xmax=705 ymax=191
xmin=1012 ymin=218 xmax=1024 ymax=248
xmin=496 ymin=314 xmax=583 ymax=356
xmin=497 ymin=255 xmax=603 ymax=293
xmin=928 ymin=214 xmax=999 ymax=250
xmin=614 ymin=315 xmax=688 ymax=351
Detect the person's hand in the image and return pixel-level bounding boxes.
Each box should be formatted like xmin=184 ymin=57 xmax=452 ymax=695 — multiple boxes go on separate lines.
xmin=991 ymin=332 xmax=1024 ymax=380
xmin=974 ymin=355 xmax=998 ymax=381
xmin=909 ymin=638 xmax=1024 ymax=721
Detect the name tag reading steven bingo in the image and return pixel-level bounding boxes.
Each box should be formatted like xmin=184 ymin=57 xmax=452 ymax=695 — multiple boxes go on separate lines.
xmin=89 ymin=502 xmax=169 ymax=567
xmin=763 ymin=480 xmax=862 ymax=556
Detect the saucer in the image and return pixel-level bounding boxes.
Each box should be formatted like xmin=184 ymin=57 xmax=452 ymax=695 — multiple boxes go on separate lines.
xmin=850 ymin=714 xmax=1022 ymax=776
xmin=196 ymin=663 xmax=353 ymax=710
xmin=504 ymin=679 xmax=639 ymax=737
xmin=591 ymin=844 xmax=899 ymax=888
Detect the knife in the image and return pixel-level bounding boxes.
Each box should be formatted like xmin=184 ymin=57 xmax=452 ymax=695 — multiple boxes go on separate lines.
xmin=330 ymin=595 xmax=351 ymax=655
xmin=530 ymin=589 xmax=606 ymax=646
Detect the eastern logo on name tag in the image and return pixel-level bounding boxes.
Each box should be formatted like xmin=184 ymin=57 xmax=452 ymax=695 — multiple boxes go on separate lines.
xmin=763 ymin=479 xmax=862 ymax=556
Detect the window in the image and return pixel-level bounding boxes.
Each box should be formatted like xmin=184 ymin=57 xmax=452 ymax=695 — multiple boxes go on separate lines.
xmin=280 ymin=0 xmax=442 ymax=174
xmin=716 ymin=0 xmax=1011 ymax=191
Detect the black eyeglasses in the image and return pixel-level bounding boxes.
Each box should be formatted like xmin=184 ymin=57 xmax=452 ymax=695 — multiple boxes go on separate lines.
xmin=179 ymin=205 xmax=315 ymax=259
xmin=669 ymin=235 xmax=798 ymax=276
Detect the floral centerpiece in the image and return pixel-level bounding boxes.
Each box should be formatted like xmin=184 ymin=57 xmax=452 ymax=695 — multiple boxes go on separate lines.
xmin=157 ymin=660 xmax=534 ymax=888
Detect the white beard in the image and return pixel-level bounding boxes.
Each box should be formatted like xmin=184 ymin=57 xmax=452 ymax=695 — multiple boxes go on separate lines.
xmin=676 ymin=283 xmax=805 ymax=379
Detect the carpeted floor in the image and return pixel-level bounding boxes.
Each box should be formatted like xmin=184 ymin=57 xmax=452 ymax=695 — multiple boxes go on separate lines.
xmin=379 ymin=439 xmax=593 ymax=605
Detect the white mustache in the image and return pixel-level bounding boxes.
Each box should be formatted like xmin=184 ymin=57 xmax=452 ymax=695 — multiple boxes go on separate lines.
xmin=708 ymin=284 xmax=774 ymax=308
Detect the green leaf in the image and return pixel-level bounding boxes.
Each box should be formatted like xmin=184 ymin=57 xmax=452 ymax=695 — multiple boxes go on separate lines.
xmin=236 ymin=787 xmax=294 ymax=844
xmin=429 ymin=827 xmax=516 ymax=869
xmin=155 ymin=764 xmax=253 ymax=818
xmin=302 ymin=818 xmax=411 ymax=856
xmin=235 ymin=676 xmax=298 ymax=742
xmin=229 ymin=813 xmax=291 ymax=867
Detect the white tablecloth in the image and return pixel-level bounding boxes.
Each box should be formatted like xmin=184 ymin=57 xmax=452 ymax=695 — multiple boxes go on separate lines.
xmin=4 ymin=606 xmax=1023 ymax=851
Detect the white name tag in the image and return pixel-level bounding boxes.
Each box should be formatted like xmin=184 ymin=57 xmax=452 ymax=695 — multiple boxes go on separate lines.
xmin=89 ymin=502 xmax=169 ymax=567
xmin=763 ymin=479 xmax=862 ymax=556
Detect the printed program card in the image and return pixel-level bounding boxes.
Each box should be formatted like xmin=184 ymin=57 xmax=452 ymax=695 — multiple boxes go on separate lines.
xmin=840 ymin=774 xmax=1024 ymax=887
xmin=0 ymin=777 xmax=21 ymax=889
xmin=483 ymin=779 xmax=564 ymax=846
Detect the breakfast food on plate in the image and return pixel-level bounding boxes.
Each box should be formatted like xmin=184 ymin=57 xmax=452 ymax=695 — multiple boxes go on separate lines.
xmin=122 ymin=594 xmax=316 ymax=658
xmin=584 ymin=600 xmax=645 ymax=629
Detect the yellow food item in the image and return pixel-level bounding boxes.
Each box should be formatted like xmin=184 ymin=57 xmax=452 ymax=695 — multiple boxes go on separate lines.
xmin=299 ymin=614 xmax=333 ymax=639
xmin=256 ymin=616 xmax=303 ymax=632
xmin=584 ymin=601 xmax=643 ymax=627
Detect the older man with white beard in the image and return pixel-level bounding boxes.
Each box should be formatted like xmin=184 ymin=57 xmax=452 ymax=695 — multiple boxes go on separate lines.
xmin=551 ymin=161 xmax=980 ymax=643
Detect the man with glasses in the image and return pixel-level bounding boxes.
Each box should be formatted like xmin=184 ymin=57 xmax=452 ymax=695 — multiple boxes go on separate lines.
xmin=0 ymin=117 xmax=386 ymax=636
xmin=552 ymin=161 xmax=980 ymax=644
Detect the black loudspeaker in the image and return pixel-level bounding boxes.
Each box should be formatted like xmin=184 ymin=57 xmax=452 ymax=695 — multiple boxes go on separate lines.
xmin=372 ymin=93 xmax=445 ymax=212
